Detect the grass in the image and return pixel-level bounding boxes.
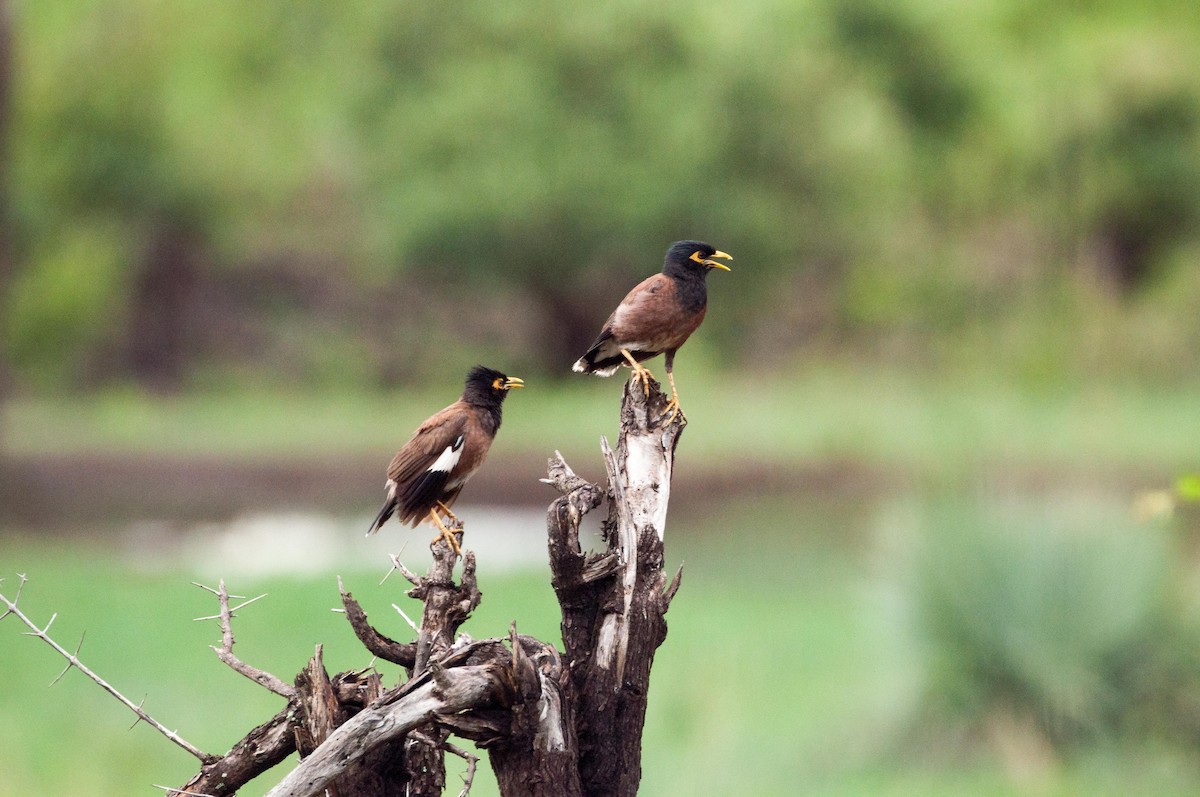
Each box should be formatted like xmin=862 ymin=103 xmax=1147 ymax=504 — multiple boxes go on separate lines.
xmin=5 ymin=364 xmax=1200 ymax=480
xmin=4 ymin=365 xmax=1200 ymax=793
xmin=5 ymin=494 xmax=1200 ymax=796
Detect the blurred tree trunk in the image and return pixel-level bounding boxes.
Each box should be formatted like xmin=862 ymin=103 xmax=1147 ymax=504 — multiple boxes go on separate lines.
xmin=125 ymin=223 xmax=201 ymax=391
xmin=537 ymin=285 xmax=602 ymax=372
xmin=0 ymin=0 xmax=14 ymax=448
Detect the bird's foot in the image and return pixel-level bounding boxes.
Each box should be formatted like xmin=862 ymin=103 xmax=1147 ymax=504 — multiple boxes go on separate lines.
xmin=431 ymin=526 xmax=463 ymax=555
xmin=619 ymin=348 xmax=655 ymax=396
xmin=429 ymin=511 xmax=463 ymax=555
xmin=662 ymin=394 xmax=687 ymax=425
xmin=630 ymin=363 xmax=655 ymax=396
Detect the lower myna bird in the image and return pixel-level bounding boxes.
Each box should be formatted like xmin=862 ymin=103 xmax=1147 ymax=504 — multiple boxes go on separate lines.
xmin=366 ymin=365 xmax=524 ymax=551
xmin=572 ymin=240 xmax=731 ymax=421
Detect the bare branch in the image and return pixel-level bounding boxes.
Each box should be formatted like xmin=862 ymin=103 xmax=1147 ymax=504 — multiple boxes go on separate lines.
xmin=337 ymin=577 xmax=417 ymax=667
xmin=0 ymin=577 xmax=213 ymax=763
xmin=444 ymin=739 xmax=480 ymax=797
xmin=386 ymin=552 xmax=422 ymax=587
xmin=264 ymin=663 xmax=506 ymax=797
xmin=0 ymin=572 xmax=26 ymax=620
xmin=172 ymin=706 xmax=296 ymax=796
xmin=195 ymin=580 xmax=295 ymax=699
xmin=542 ymin=450 xmax=595 ymax=495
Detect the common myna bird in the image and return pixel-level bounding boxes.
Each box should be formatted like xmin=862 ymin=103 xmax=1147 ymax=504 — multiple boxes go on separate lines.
xmin=572 ymin=240 xmax=731 ymax=421
xmin=366 ymin=365 xmax=524 ymax=551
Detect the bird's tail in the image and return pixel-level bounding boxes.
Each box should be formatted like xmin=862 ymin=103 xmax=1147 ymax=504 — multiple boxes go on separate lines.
xmin=365 ymin=498 xmax=397 ymax=536
xmin=573 ymin=333 xmax=622 ymax=376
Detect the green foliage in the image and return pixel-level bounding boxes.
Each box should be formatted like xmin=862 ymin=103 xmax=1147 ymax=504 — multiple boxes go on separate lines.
xmin=4 ymin=221 xmax=130 ymax=386
xmin=4 ymin=0 xmax=1200 ymax=388
xmin=1177 ymin=475 xmax=1200 ymax=503
xmin=913 ymin=494 xmax=1200 ymax=747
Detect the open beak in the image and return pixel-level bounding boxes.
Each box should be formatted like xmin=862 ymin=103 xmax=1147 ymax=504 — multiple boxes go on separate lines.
xmin=503 ymin=376 xmax=525 ymax=390
xmin=704 ymin=250 xmax=732 ymax=271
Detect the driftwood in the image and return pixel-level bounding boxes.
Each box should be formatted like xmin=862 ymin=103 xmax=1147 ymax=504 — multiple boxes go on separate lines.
xmin=1 ymin=377 xmax=684 ymax=797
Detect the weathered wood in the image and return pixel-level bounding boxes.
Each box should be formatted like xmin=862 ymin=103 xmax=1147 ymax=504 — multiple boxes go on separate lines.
xmin=264 ymin=663 xmax=507 ymax=797
xmin=172 ymin=376 xmax=682 ymax=797
xmin=547 ymin=376 xmax=682 ymax=797
xmin=339 ymin=580 xmax=417 ymax=669
xmin=293 ymin=645 xmax=343 ymax=757
xmin=170 ymin=709 xmax=296 ymax=797
xmin=405 ymin=535 xmax=481 ymax=796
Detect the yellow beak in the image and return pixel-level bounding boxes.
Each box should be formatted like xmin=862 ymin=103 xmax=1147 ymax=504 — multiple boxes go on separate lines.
xmin=503 ymin=376 xmax=525 ymax=390
xmin=704 ymin=250 xmax=732 ymax=271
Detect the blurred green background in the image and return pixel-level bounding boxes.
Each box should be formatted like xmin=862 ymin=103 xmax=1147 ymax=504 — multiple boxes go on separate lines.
xmin=3 ymin=0 xmax=1200 ymax=794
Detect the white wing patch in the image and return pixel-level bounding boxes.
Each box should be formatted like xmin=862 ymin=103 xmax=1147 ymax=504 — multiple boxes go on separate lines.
xmin=428 ymin=435 xmax=465 ymax=474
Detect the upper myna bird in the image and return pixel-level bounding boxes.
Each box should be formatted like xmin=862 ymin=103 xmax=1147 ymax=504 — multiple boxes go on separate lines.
xmin=572 ymin=240 xmax=731 ymax=421
xmin=366 ymin=365 xmax=524 ymax=551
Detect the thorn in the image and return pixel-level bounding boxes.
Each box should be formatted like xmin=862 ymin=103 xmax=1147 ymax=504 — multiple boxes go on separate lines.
xmin=228 ymin=593 xmax=268 ymax=613
xmin=154 ymin=786 xmax=219 ymax=797
xmin=47 ymin=629 xmax=84 ymax=686
xmin=385 ymin=552 xmax=421 ymax=586
xmin=129 ymin=696 xmax=148 ymax=729
xmin=379 ymin=544 xmax=411 ymax=585
xmin=49 ymin=660 xmax=75 ymax=687
xmin=391 ymin=603 xmax=420 ymax=633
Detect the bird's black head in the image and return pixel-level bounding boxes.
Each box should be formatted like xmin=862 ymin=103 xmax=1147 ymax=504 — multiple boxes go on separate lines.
xmin=462 ymin=365 xmax=524 ymax=410
xmin=663 ymin=240 xmax=733 ymax=279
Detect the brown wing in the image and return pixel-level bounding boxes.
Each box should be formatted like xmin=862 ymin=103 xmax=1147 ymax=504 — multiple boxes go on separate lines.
xmin=385 ymin=402 xmax=470 ymax=486
xmin=610 ymin=274 xmax=704 ymax=352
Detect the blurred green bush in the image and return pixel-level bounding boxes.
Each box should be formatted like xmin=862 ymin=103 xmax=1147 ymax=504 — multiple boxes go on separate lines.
xmin=2 ymin=0 xmax=1199 ymax=390
xmin=912 ymin=493 xmax=1200 ymax=755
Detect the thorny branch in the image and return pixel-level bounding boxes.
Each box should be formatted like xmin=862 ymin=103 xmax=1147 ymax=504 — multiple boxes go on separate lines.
xmin=192 ymin=579 xmax=296 ymax=698
xmin=337 ymin=575 xmax=418 ymax=668
xmin=0 ymin=574 xmax=215 ymax=763
xmin=411 ymin=731 xmax=481 ymax=797
xmin=446 ymin=738 xmax=481 ymax=797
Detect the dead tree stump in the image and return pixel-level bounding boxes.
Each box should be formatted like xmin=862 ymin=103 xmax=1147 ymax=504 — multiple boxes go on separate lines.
xmin=169 ymin=377 xmax=684 ymax=797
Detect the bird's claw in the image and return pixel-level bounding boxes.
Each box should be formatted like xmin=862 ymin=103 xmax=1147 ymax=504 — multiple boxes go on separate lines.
xmin=431 ymin=526 xmax=462 ymax=555
xmin=631 ymin=365 xmax=654 ymax=396
xmin=662 ymin=397 xmax=686 ymax=425
xmin=429 ymin=509 xmax=463 ymax=556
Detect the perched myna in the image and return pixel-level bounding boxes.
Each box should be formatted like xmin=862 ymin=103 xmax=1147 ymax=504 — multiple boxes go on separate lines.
xmin=366 ymin=365 xmax=524 ymax=551
xmin=572 ymin=240 xmax=731 ymax=420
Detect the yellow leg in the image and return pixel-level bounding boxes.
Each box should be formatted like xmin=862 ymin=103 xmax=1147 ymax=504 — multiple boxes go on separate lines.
xmin=428 ymin=508 xmax=462 ymax=555
xmin=620 ymin=348 xmax=654 ymax=396
xmin=663 ymin=369 xmax=686 ymax=424
xmin=436 ymin=500 xmax=460 ymax=524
